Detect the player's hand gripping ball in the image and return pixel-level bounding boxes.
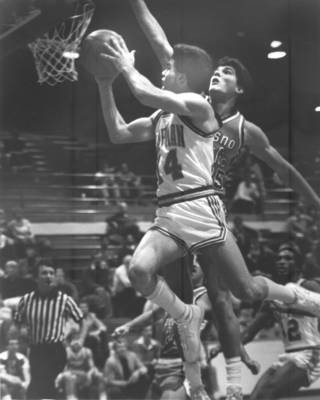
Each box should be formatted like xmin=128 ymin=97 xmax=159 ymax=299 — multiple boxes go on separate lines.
xmin=80 ymin=29 xmax=122 ymax=79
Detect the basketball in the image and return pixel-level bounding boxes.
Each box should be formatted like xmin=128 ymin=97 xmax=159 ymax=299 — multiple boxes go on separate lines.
xmin=79 ymin=29 xmax=122 ymax=79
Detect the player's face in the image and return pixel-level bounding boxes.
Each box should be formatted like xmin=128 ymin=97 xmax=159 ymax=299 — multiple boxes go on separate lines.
xmin=161 ymin=60 xmax=179 ymax=91
xmin=275 ymin=250 xmax=295 ymax=280
xmin=209 ymin=65 xmax=240 ymax=98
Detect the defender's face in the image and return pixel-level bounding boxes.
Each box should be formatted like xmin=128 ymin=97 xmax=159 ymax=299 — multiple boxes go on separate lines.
xmin=209 ymin=65 xmax=240 ymax=98
xmin=161 ymin=60 xmax=179 ymax=91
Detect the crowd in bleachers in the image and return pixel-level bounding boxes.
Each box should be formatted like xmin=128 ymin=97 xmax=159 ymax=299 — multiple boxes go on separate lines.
xmin=94 ymin=162 xmax=142 ymax=205
xmin=0 ymin=193 xmax=320 ymax=399
xmin=1 ymin=139 xmax=320 ymax=399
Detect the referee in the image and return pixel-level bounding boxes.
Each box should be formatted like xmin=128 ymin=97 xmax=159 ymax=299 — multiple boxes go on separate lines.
xmin=15 ymin=258 xmax=84 ymax=399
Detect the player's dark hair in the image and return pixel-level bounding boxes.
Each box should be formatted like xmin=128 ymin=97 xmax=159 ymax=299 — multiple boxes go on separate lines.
xmin=217 ymin=56 xmax=253 ymax=96
xmin=173 ymin=44 xmax=213 ymax=93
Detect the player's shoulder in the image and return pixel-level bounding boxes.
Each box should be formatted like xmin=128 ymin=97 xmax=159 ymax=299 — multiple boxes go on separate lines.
xmin=243 ymin=119 xmax=269 ymax=148
xmin=243 ymin=119 xmax=265 ymax=138
xmin=182 ymin=91 xmax=213 ymax=112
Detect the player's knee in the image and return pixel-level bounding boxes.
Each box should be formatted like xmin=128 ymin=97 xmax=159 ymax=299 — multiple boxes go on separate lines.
xmin=234 ymin=280 xmax=264 ymax=303
xmin=234 ymin=284 xmax=255 ymax=302
xmin=128 ymin=260 xmax=152 ymax=291
xmin=212 ymin=294 xmax=232 ymax=316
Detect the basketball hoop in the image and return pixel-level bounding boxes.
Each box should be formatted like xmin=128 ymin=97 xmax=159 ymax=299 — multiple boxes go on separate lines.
xmin=28 ymin=0 xmax=95 ymax=85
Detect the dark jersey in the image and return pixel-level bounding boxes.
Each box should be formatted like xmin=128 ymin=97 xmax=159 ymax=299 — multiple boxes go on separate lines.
xmin=212 ymin=111 xmax=245 ymax=195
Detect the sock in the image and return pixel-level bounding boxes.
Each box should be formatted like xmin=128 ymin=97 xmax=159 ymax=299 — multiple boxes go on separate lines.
xmin=254 ymin=276 xmax=295 ymax=303
xmin=184 ymin=362 xmax=203 ymax=391
xmin=226 ymin=357 xmax=241 ymax=388
xmin=147 ymin=276 xmax=190 ymax=321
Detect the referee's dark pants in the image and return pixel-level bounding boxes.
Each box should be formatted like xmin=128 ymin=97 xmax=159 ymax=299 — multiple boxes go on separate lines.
xmin=28 ymin=342 xmax=67 ymax=399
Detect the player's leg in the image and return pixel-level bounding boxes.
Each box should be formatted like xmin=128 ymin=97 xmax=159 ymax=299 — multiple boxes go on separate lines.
xmin=161 ymin=252 xmax=194 ymax=304
xmin=129 ymin=229 xmax=203 ymax=363
xmin=249 ymin=361 xmax=308 ymax=400
xmin=198 ymin=253 xmax=242 ymax=398
xmin=198 ymin=255 xmax=241 ymax=359
xmin=129 ymin=229 xmax=184 ymax=296
xmin=201 ymin=231 xmax=320 ymax=315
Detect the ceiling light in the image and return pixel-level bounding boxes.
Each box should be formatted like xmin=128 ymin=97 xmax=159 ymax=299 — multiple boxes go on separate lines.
xmin=267 ymin=51 xmax=287 ymax=59
xmin=270 ymin=40 xmax=282 ymax=48
xmin=315 ymin=106 xmax=320 ymax=112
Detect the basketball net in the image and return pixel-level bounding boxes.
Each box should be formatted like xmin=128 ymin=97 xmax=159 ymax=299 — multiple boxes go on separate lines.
xmin=28 ymin=0 xmax=95 ymax=85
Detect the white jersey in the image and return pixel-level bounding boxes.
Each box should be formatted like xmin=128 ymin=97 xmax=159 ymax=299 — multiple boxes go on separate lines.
xmin=152 ymin=110 xmax=218 ymax=206
xmin=273 ymin=280 xmax=320 ymax=352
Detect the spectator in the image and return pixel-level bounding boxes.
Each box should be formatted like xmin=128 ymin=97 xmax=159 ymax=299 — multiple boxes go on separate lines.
xmin=105 ymin=202 xmax=142 ymax=245
xmin=246 ymin=238 xmax=276 ymax=277
xmin=55 ymin=267 xmax=79 ymax=302
xmin=0 ymin=306 xmax=14 ymax=352
xmin=14 ymin=259 xmax=85 ymax=400
xmin=132 ymin=325 xmax=161 ymax=375
xmin=244 ymin=153 xmax=266 ymax=206
xmin=231 ymin=173 xmax=261 ymax=214
xmin=89 ymin=251 xmax=114 ymax=291
xmin=231 ymin=216 xmax=256 ymax=256
xmin=112 ymin=254 xmax=132 ymax=295
xmin=55 ymin=334 xmax=107 ymax=400
xmin=116 ymin=162 xmax=141 ymax=200
xmin=23 ymin=245 xmax=42 ymax=277
xmin=112 ymin=254 xmax=145 ymax=317
xmin=0 ymin=260 xmax=35 ymax=303
xmin=77 ymin=300 xmax=108 ymax=369
xmin=0 ymin=338 xmax=30 ymax=400
xmin=286 ymin=203 xmax=313 ymax=252
xmin=94 ymin=162 xmax=120 ymax=205
xmin=7 ymin=208 xmax=35 ymax=257
xmin=0 ymin=225 xmax=15 ymax=264
xmin=303 ymin=241 xmax=320 ymax=280
xmin=103 ymin=338 xmax=148 ymax=400
xmin=82 ymin=283 xmax=113 ymax=321
xmin=2 ymin=131 xmax=27 ymax=172
xmin=119 ymin=233 xmax=139 ymax=261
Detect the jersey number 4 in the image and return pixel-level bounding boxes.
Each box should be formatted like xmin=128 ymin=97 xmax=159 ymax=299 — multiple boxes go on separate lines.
xmin=158 ymin=149 xmax=184 ymax=183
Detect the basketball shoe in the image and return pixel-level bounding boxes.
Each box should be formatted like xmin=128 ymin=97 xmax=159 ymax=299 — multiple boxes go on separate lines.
xmin=286 ymin=282 xmax=320 ymax=317
xmin=177 ymin=304 xmax=203 ymax=363
xmin=226 ymin=385 xmax=243 ymax=400
xmin=190 ymin=385 xmax=211 ymax=400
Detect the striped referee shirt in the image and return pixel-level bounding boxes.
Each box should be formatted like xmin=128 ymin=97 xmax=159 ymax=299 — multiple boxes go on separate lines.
xmin=15 ymin=290 xmax=83 ymax=345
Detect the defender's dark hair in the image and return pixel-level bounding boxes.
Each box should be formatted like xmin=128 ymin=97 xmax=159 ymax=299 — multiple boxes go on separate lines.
xmin=217 ymin=56 xmax=253 ymax=96
xmin=173 ymin=44 xmax=213 ymax=93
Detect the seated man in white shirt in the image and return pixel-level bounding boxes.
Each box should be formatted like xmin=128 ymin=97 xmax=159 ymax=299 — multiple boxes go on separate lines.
xmin=0 ymin=338 xmax=30 ymax=400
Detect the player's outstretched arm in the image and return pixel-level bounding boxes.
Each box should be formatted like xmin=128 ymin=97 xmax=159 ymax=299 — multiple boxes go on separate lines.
xmin=244 ymin=121 xmax=320 ymax=209
xmin=111 ymin=306 xmax=163 ymax=338
xmin=96 ymin=77 xmax=154 ymax=144
xmin=102 ymin=36 xmax=212 ymax=120
xmin=129 ymin=0 xmax=173 ymax=69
